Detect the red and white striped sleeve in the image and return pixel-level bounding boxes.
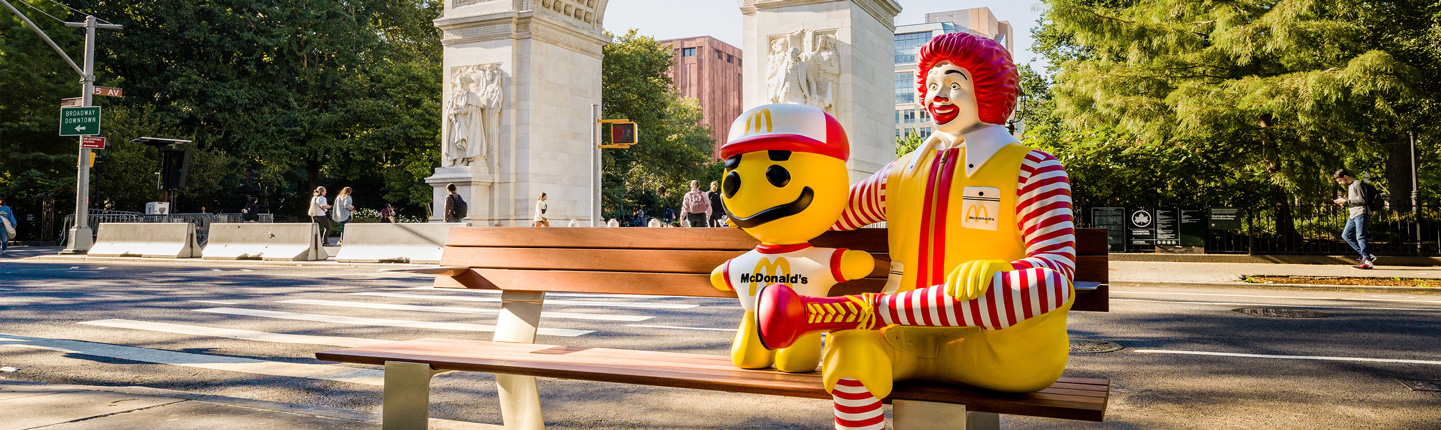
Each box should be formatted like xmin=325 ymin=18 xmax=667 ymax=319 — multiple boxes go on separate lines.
xmin=1006 ymin=150 xmax=1076 ymax=282
xmin=830 ymin=159 xmax=897 ymax=231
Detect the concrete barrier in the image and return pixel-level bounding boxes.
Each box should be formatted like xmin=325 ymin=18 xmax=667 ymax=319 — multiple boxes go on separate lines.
xmin=333 ymin=223 xmax=470 ymax=264
xmin=88 ymin=223 xmax=201 ymax=258
xmin=202 ymin=223 xmax=328 ymax=261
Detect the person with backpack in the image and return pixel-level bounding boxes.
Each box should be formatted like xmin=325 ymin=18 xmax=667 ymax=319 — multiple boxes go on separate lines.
xmin=380 ymin=203 xmax=396 ymax=223
xmin=1333 ymin=169 xmax=1380 ymax=269
xmin=0 ymin=197 xmax=16 ymax=255
xmin=444 ymin=183 xmax=468 ymax=223
xmin=533 ymin=193 xmax=549 ymax=227
xmin=679 ymin=180 xmax=711 ymax=228
xmin=308 ymin=186 xmax=333 ymax=245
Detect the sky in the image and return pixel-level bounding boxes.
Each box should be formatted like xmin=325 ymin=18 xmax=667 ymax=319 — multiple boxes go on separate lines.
xmin=602 ymin=0 xmax=1049 ymax=67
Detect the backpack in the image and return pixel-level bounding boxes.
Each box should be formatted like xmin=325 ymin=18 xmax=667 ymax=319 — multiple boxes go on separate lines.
xmin=450 ymin=194 xmax=469 ymax=219
xmin=1360 ymin=181 xmax=1386 ymax=212
xmin=685 ymin=191 xmax=708 ymax=214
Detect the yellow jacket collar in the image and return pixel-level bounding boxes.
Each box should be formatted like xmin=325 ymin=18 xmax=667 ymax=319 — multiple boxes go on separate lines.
xmin=923 ymin=124 xmax=1019 ymax=177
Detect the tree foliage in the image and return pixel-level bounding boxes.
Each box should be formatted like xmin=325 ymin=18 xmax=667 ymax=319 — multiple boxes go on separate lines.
xmin=1030 ymin=0 xmax=1439 ymax=232
xmin=2 ymin=0 xmax=443 ymax=221
xmin=600 ymin=30 xmax=717 ymax=220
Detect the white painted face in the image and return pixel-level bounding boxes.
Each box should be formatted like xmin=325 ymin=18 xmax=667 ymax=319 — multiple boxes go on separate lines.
xmin=922 ymin=62 xmax=982 ymax=135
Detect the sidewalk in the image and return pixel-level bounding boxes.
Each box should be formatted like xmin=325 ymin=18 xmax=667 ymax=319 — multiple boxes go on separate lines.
xmin=1111 ymin=260 xmax=1441 ymax=292
xmin=0 ymin=378 xmax=498 ymax=430
xmin=7 ymin=246 xmax=426 ymax=269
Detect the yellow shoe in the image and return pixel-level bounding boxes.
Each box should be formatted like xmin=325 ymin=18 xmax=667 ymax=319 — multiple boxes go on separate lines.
xmin=821 ymin=330 xmax=893 ymax=399
xmin=773 ymin=332 xmax=823 ymax=373
xmin=731 ymin=313 xmax=775 ymax=369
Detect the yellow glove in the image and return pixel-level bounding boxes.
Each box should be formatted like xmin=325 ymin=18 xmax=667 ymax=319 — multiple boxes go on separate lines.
xmin=943 ymin=259 xmax=1013 ymax=302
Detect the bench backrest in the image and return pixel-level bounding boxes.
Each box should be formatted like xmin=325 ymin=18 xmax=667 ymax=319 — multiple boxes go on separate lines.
xmin=435 ymin=227 xmax=1108 ymax=312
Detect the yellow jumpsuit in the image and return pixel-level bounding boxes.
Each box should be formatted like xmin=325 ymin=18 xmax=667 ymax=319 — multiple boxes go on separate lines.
xmin=824 ymin=142 xmax=1074 ymax=395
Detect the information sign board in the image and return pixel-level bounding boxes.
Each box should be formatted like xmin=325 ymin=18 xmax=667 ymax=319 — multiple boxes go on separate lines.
xmin=1091 ymin=207 xmax=1126 ymax=252
xmin=1156 ymin=209 xmax=1179 ymax=246
xmin=1209 ymin=208 xmax=1242 ymax=230
xmin=1180 ymin=209 xmax=1206 ymax=246
xmin=1128 ymin=209 xmax=1155 ymax=247
xmin=80 ymin=136 xmax=107 ymax=149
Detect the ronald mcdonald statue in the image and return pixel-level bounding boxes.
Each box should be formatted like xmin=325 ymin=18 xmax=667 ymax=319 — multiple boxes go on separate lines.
xmin=753 ymin=32 xmax=1077 ymax=430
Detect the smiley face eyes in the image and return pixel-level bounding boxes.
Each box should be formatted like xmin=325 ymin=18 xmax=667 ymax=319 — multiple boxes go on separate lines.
xmin=950 ymin=83 xmax=960 ymax=91
xmin=928 ymin=83 xmax=938 ymax=91
xmin=766 ymin=165 xmax=790 ymax=188
xmin=723 ymin=171 xmax=741 ymax=198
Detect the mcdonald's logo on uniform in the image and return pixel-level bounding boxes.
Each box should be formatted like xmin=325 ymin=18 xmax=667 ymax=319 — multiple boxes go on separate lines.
xmin=745 ymin=258 xmax=807 ymax=295
xmin=743 ymin=108 xmax=774 ymax=135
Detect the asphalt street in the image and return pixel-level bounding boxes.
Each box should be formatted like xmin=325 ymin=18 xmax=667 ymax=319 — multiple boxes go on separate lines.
xmin=0 ymin=254 xmax=1438 ymax=429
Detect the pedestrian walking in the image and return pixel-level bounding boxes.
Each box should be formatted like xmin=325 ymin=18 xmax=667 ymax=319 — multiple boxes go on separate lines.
xmin=443 ymin=184 xmax=467 ymax=223
xmin=332 ymin=187 xmax=356 ymax=245
xmin=241 ymin=196 xmax=260 ymax=223
xmin=533 ymin=193 xmax=550 ymax=227
xmin=680 ymin=180 xmax=710 ymax=228
xmin=706 ymin=180 xmax=726 ymax=227
xmin=308 ymin=186 xmax=333 ymax=245
xmin=1333 ymin=169 xmax=1378 ymax=269
xmin=0 ymin=197 xmax=16 ymax=255
xmin=380 ymin=204 xmax=396 ymax=223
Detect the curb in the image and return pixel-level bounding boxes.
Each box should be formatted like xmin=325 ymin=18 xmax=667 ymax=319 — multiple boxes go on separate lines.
xmin=1110 ymin=253 xmax=1441 ymax=266
xmin=1115 ymin=281 xmax=1441 ymax=294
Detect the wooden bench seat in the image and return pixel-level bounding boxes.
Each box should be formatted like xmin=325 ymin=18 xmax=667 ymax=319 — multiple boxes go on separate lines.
xmin=317 ymin=227 xmax=1111 ymax=429
xmin=318 ymin=338 xmax=1109 ymax=422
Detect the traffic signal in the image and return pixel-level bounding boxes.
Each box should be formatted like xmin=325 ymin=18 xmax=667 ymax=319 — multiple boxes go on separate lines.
xmin=611 ymin=122 xmax=637 ymax=145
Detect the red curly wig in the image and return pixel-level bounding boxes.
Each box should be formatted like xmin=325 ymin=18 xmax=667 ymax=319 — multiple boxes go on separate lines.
xmin=915 ymin=32 xmax=1019 ymax=125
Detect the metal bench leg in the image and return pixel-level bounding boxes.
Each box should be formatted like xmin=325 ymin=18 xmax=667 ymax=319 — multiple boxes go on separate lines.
xmin=495 ymin=290 xmax=546 ymax=430
xmin=893 ymin=400 xmax=1000 ymax=430
xmin=383 ymin=361 xmax=442 ymax=430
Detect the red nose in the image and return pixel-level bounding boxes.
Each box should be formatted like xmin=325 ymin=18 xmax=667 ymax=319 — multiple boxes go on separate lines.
xmin=932 ymin=95 xmax=949 ymax=102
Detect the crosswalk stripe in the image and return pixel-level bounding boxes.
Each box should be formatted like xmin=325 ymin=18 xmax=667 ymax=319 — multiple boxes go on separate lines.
xmin=81 ymin=319 xmax=388 ymax=348
xmin=193 ymin=307 xmax=593 ymax=337
xmin=354 ymin=292 xmax=699 ymax=309
xmin=0 ymin=332 xmax=383 ymax=385
xmin=627 ymin=324 xmax=735 ymax=332
xmin=189 ymin=300 xmax=241 ymax=305
xmin=279 ymin=299 xmax=652 ymax=322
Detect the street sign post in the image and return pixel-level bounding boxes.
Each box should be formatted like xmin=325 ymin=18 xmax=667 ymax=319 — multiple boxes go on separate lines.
xmin=60 ymin=97 xmax=82 ymax=107
xmin=59 ymin=106 xmax=101 ymax=136
xmin=80 ymin=136 xmax=106 ymax=149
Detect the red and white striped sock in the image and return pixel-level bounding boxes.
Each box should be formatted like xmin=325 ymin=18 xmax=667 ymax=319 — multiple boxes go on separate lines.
xmin=877 ymin=268 xmax=1071 ymax=330
xmin=832 ymin=377 xmax=884 ymax=430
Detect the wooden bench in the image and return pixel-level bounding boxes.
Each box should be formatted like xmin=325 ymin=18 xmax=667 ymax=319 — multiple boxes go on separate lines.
xmin=317 ymin=227 xmax=1110 ymax=429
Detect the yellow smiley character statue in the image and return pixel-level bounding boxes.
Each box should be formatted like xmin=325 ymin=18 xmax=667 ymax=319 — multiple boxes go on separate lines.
xmin=754 ymin=32 xmax=1078 ymax=430
xmin=710 ymin=103 xmax=876 ymax=373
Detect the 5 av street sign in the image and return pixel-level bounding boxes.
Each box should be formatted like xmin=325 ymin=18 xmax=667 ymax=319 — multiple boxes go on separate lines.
xmin=59 ymin=106 xmax=101 ymax=136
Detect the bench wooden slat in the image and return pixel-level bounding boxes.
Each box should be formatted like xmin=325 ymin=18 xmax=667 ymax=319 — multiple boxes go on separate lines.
xmin=317 ymin=338 xmax=1108 ymax=422
xmin=445 ymin=227 xmax=764 ymax=250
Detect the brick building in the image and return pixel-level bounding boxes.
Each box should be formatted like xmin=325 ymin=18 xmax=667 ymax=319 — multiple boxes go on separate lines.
xmin=660 ymin=36 xmax=743 ymax=159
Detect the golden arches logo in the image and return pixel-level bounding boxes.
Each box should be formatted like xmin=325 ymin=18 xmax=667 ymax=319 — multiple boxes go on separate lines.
xmin=965 ymin=204 xmax=990 ymax=220
xmin=743 ymin=108 xmax=774 ymax=135
xmin=749 ymin=258 xmax=791 ymax=295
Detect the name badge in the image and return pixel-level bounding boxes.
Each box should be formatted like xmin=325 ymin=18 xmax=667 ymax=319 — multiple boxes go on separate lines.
xmin=961 ymin=187 xmax=1000 ymax=231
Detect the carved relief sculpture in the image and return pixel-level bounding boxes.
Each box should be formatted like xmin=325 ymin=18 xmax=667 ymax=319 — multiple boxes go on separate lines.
xmin=446 ymin=65 xmax=504 ymax=167
xmin=765 ymin=29 xmax=839 ymax=112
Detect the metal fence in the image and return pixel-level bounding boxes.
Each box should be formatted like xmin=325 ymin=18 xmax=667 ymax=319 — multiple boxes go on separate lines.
xmin=1081 ymin=204 xmax=1441 ymax=256
xmin=57 ymin=211 xmax=274 ymax=245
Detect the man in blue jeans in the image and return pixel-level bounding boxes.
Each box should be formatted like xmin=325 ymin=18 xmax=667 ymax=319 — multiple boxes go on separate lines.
xmin=1333 ymin=169 xmax=1377 ymax=269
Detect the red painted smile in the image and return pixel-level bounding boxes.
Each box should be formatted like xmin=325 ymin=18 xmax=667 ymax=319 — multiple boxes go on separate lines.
xmin=928 ymin=102 xmax=958 ymax=125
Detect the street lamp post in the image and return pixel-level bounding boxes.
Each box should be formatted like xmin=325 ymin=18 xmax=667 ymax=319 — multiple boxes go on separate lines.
xmin=1411 ymin=131 xmax=1421 ymax=256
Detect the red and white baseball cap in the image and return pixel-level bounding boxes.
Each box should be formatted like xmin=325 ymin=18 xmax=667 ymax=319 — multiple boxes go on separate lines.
xmin=720 ymin=104 xmax=849 ymax=161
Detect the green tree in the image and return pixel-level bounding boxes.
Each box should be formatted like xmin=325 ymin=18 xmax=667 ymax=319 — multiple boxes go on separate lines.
xmin=1036 ymin=0 xmax=1423 ymax=238
xmin=896 ymin=131 xmax=923 ymax=157
xmin=600 ymin=30 xmax=717 ymax=219
xmin=0 ymin=1 xmax=86 ymax=184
